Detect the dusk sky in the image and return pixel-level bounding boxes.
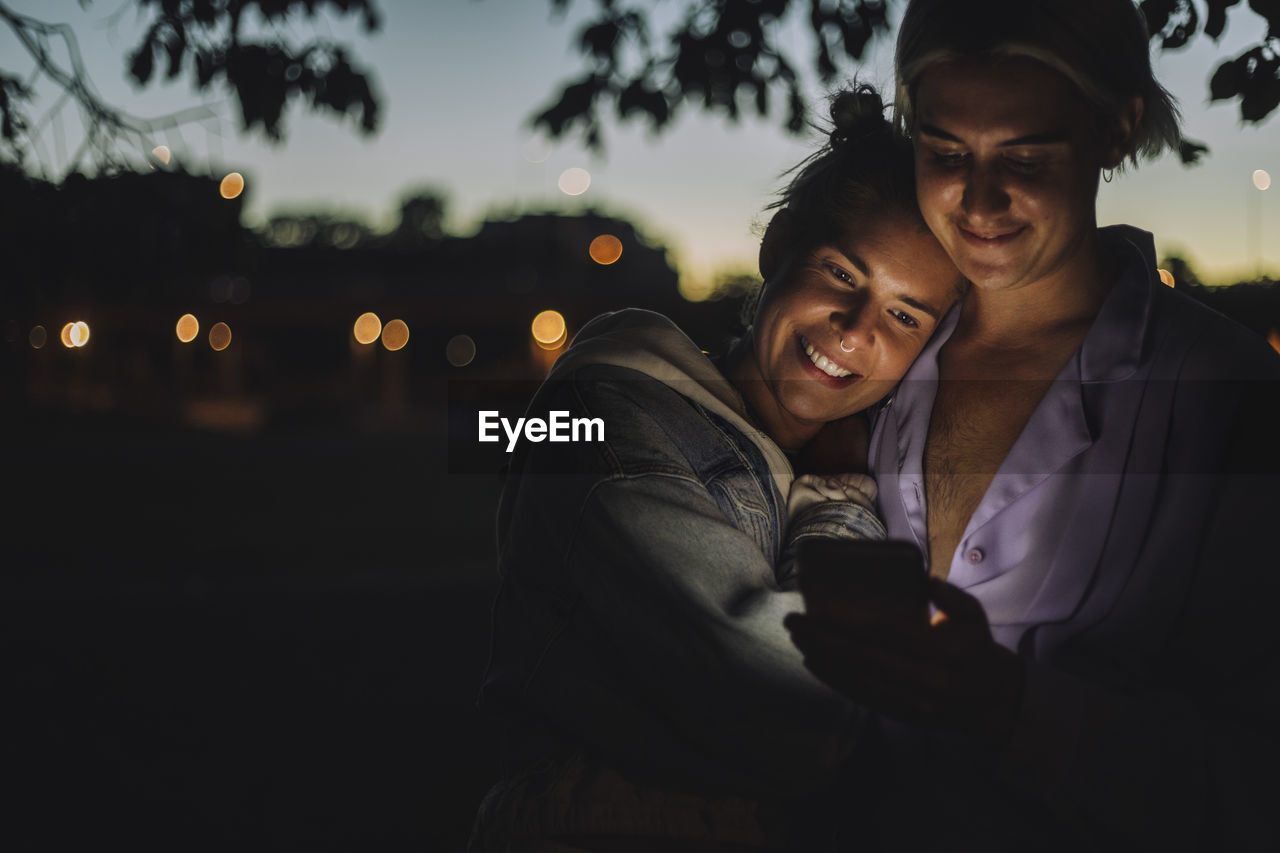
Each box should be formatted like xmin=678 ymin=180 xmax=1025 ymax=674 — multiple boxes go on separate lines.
xmin=4 ymin=0 xmax=1277 ymax=293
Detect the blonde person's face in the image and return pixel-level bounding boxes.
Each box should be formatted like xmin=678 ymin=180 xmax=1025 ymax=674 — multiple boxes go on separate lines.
xmin=750 ymin=211 xmax=962 ymax=428
xmin=912 ymin=55 xmax=1106 ymax=294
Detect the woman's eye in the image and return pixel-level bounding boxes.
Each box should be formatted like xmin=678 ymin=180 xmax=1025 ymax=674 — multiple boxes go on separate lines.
xmin=1005 ymin=157 xmax=1041 ymax=173
xmin=890 ymin=309 xmax=920 ymax=329
xmin=825 ymin=263 xmax=853 ymax=284
xmin=933 ymin=151 xmax=967 ymax=166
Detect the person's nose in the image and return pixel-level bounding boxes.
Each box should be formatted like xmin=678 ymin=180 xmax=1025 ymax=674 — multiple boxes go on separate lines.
xmin=960 ymin=159 xmax=1011 ymax=221
xmin=831 ymin=296 xmax=875 ymax=352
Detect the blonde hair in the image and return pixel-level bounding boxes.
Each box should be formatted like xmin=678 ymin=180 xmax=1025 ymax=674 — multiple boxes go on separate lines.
xmin=894 ymin=0 xmax=1183 ymax=168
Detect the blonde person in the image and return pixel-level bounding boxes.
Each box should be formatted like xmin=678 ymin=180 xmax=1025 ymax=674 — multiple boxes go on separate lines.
xmin=785 ymin=1 xmax=1280 ymax=850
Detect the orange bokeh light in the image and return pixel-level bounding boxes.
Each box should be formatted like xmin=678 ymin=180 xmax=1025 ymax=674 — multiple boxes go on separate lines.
xmin=209 ymin=322 xmax=232 ymax=351
xmin=176 ymin=313 xmax=200 ymax=343
xmin=219 ymin=172 xmax=245 ymax=199
xmin=589 ymin=234 xmax=623 ymax=265
xmin=381 ymin=319 xmax=410 ymax=351
xmin=531 ymin=310 xmax=567 ymax=350
xmin=61 ymin=321 xmax=90 ymax=348
xmin=353 ymin=312 xmax=382 ymax=345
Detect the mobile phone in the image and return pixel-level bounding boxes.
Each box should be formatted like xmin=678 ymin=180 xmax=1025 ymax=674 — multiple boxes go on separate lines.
xmin=797 ymin=538 xmax=929 ymax=622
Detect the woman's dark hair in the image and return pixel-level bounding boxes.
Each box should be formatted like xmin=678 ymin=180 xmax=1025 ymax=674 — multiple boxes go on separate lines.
xmin=763 ymin=83 xmax=924 ymax=276
xmin=734 ymin=83 xmax=924 ymax=332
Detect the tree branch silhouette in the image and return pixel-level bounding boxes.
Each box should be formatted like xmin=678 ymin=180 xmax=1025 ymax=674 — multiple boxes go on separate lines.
xmin=533 ymin=0 xmax=1280 ymax=163
xmin=0 ymin=0 xmax=383 ymax=177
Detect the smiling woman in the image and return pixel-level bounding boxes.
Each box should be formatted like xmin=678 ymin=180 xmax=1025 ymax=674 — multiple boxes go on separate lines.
xmin=468 ymin=84 xmax=963 ymax=851
xmin=910 ymin=55 xmax=1132 ymax=297
xmin=733 ymin=211 xmax=957 ymax=449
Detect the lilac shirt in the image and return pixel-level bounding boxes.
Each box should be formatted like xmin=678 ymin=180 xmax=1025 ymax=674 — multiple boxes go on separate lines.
xmin=866 ymin=226 xmax=1280 ymax=850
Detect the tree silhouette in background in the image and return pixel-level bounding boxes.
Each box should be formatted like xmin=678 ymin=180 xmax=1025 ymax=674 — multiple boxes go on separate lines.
xmin=392 ymin=188 xmax=449 ymax=246
xmin=533 ymin=0 xmax=1280 ymax=161
xmin=0 ymin=0 xmax=382 ymax=176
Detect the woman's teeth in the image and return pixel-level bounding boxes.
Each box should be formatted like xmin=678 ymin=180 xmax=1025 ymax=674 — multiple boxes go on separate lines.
xmin=801 ymin=336 xmax=852 ymax=378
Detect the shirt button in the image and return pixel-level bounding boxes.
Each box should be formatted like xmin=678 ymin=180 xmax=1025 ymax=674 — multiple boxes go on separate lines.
xmin=965 ymin=548 xmax=984 ymax=565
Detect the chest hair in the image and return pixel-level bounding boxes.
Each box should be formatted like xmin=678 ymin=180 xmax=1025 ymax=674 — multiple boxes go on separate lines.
xmin=924 ymin=375 xmax=1054 ymax=579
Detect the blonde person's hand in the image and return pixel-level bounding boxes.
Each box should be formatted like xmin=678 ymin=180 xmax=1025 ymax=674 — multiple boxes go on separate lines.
xmin=784 ymin=578 xmax=1026 ymax=745
xmin=796 ymin=413 xmax=869 ymax=475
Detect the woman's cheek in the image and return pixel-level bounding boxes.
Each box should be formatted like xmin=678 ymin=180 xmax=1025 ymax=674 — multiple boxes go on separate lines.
xmin=916 ymin=169 xmax=957 ymax=223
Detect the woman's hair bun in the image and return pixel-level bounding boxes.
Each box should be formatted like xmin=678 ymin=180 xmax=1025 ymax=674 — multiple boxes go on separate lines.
xmin=828 ymin=84 xmax=889 ymax=147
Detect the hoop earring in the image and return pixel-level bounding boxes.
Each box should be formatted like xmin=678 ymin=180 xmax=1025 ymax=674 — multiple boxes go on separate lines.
xmin=1103 ymin=168 xmax=1114 ymax=183
xmin=839 ymin=337 xmax=855 ymax=353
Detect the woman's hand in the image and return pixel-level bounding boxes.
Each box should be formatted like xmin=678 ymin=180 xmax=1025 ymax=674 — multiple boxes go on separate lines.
xmin=796 ymin=413 xmax=869 ymax=475
xmin=784 ymin=578 xmax=1026 ymax=744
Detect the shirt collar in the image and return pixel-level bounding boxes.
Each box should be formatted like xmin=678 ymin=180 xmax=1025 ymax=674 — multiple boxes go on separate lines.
xmin=1077 ymin=225 xmax=1158 ymax=383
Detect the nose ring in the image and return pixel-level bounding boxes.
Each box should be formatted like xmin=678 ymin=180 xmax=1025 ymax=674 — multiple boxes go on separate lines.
xmin=839 ymin=337 xmax=856 ymax=353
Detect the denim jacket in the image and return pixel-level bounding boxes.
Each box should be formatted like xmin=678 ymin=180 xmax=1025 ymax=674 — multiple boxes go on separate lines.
xmin=477 ymin=310 xmax=880 ymax=797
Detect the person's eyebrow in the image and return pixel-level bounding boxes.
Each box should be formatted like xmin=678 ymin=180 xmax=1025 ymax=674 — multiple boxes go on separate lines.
xmin=917 ymin=122 xmax=1071 ymax=147
xmin=917 ymin=123 xmax=962 ymax=143
xmin=1000 ymin=129 xmax=1072 ymax=146
xmin=836 ymin=248 xmax=871 ymax=278
xmin=898 ymin=295 xmax=942 ymax=321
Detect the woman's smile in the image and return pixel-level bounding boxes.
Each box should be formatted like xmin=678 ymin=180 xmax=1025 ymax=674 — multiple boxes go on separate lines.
xmin=727 ymin=209 xmax=962 ymax=450
xmin=797 ymin=334 xmax=859 ymax=384
xmin=956 ymin=223 xmax=1026 ymax=249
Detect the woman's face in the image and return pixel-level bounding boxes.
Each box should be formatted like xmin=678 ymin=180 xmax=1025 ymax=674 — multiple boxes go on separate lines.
xmin=749 ymin=210 xmax=962 ymax=435
xmin=911 ymin=55 xmax=1109 ymax=294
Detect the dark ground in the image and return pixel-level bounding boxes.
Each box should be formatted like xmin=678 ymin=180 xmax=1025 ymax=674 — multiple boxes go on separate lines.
xmin=6 ymin=410 xmax=505 ymax=851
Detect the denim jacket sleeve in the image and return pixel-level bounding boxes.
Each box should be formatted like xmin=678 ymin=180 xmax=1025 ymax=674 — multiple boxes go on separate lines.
xmin=778 ymin=473 xmax=886 ymax=587
xmin=494 ymin=365 xmax=865 ymax=795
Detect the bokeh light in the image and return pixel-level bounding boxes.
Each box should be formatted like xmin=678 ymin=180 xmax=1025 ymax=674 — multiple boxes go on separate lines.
xmin=446 ymin=334 xmax=476 ymax=367
xmin=209 ymin=322 xmax=232 ymax=351
xmin=589 ymin=234 xmax=624 ymax=265
xmin=558 ymin=167 xmax=591 ymax=196
xmin=29 ymin=325 xmax=46 ymax=349
xmin=531 ymin=309 xmax=567 ymax=350
xmin=151 ymin=145 xmax=171 ymax=165
xmin=219 ymin=172 xmax=245 ymax=199
xmin=381 ymin=319 xmax=410 ymax=351
xmin=176 ymin=313 xmax=200 ymax=343
xmin=1254 ymin=169 xmax=1272 ymax=191
xmin=1270 ymin=329 xmax=1280 ymax=355
xmin=353 ymin=312 xmax=382 ymax=345
xmin=61 ymin=321 xmax=90 ymax=348
xmin=1157 ymin=268 xmax=1175 ymax=288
